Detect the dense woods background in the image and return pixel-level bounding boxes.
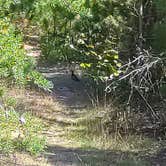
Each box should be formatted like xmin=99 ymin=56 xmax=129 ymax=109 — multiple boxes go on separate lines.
xmin=0 ymin=0 xmax=166 ymax=165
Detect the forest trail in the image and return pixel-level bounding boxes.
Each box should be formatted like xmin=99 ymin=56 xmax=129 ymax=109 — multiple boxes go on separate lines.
xmin=21 ymin=42 xmax=113 ymax=166
xmin=39 ymin=65 xmax=91 ymax=109
xmin=0 ymin=37 xmax=164 ymax=166
xmin=14 ymin=39 xmax=165 ymax=166
xmin=1 ymin=1 xmax=166 ymax=164
xmin=25 ymin=43 xmax=91 ymax=109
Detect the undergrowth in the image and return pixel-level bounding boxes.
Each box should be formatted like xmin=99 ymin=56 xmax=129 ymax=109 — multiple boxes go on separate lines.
xmin=0 ymin=87 xmax=46 ymax=155
xmin=65 ymin=107 xmax=165 ymax=165
xmin=0 ymin=18 xmax=53 ymax=91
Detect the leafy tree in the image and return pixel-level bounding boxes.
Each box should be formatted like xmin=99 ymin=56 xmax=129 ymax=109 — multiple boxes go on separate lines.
xmin=36 ymin=0 xmax=137 ymax=81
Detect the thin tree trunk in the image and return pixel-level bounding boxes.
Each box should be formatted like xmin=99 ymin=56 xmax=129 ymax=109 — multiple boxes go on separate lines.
xmin=138 ymin=0 xmax=143 ymax=51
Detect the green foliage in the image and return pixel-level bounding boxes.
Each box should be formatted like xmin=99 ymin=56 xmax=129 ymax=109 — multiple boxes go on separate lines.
xmin=0 ymin=96 xmax=45 ymax=155
xmin=6 ymin=0 xmax=136 ymax=81
xmin=34 ymin=0 xmax=88 ymax=32
xmin=154 ymin=0 xmax=166 ymax=13
xmin=151 ymin=0 xmax=166 ymax=52
xmin=29 ymin=71 xmax=53 ymax=91
xmin=0 ymin=18 xmax=53 ymax=91
xmin=16 ymin=136 xmax=46 ymax=155
xmin=38 ymin=0 xmax=133 ymax=81
xmin=40 ymin=35 xmax=68 ymax=63
xmin=11 ymin=0 xmax=36 ymax=16
xmin=72 ymin=14 xmax=122 ymax=80
xmin=0 ymin=0 xmax=13 ymax=16
xmin=37 ymin=0 xmax=88 ymax=64
xmin=152 ymin=23 xmax=166 ymax=52
xmin=0 ymin=0 xmax=36 ymax=19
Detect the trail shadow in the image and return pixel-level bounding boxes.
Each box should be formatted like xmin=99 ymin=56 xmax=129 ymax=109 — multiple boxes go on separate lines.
xmin=38 ymin=65 xmax=92 ymax=109
xmin=44 ymin=145 xmax=152 ymax=166
xmin=45 ymin=145 xmax=116 ymax=166
xmin=148 ymin=148 xmax=166 ymax=166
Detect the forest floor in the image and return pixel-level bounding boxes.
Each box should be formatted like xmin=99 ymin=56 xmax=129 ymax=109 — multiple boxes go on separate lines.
xmin=0 ymin=39 xmax=166 ymax=166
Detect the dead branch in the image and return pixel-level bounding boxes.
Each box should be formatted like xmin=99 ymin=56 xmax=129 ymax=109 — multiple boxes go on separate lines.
xmin=106 ymin=49 xmax=165 ymax=119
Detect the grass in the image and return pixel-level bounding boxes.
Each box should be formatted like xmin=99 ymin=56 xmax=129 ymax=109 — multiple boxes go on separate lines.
xmin=65 ymin=108 xmax=164 ymax=165
xmin=0 ymin=86 xmax=46 ymax=155
xmin=67 ymin=124 xmax=159 ymax=153
xmin=0 ymin=83 xmax=165 ymax=165
xmin=0 ymin=108 xmax=46 ymax=155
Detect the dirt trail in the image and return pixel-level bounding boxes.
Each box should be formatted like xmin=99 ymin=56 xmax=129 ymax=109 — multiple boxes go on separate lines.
xmin=21 ymin=40 xmax=166 ymax=166
xmin=25 ymin=43 xmax=91 ymax=109
xmin=39 ymin=65 xmax=91 ymax=108
xmin=23 ymin=43 xmax=113 ymax=166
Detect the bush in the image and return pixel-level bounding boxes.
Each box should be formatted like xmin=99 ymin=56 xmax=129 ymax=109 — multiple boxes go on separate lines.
xmin=40 ymin=34 xmax=67 ymax=64
xmin=38 ymin=0 xmax=125 ymax=82
xmin=16 ymin=136 xmax=46 ymax=155
xmin=0 ymin=18 xmax=53 ymax=91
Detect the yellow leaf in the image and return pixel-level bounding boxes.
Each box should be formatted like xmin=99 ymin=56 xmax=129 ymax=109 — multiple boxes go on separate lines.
xmin=114 ymin=55 xmax=119 ymax=59
xmin=80 ymin=63 xmax=91 ymax=68
xmin=88 ymin=45 xmax=94 ymax=49
xmin=1 ymin=26 xmax=8 ymax=34
xmin=80 ymin=63 xmax=86 ymax=68
xmin=114 ymin=72 xmax=119 ymax=77
xmin=116 ymin=63 xmax=122 ymax=67
xmin=90 ymin=51 xmax=97 ymax=56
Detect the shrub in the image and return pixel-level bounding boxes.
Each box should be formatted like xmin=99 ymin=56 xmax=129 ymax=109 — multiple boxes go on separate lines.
xmin=0 ymin=18 xmax=53 ymax=91
xmin=38 ymin=0 xmax=124 ymax=82
xmin=16 ymin=136 xmax=46 ymax=155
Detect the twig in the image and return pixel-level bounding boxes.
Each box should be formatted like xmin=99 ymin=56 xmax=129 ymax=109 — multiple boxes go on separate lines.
xmin=134 ymin=87 xmax=159 ymax=120
xmin=106 ymin=52 xmax=163 ymax=92
xmin=73 ymin=152 xmax=88 ymax=166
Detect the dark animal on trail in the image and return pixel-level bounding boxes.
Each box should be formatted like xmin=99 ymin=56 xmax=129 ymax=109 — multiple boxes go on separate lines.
xmin=71 ymin=70 xmax=80 ymax=82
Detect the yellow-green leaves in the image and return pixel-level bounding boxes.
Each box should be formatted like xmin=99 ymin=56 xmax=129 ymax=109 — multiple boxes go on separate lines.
xmin=0 ymin=26 xmax=8 ymax=34
xmin=116 ymin=63 xmax=122 ymax=67
xmin=114 ymin=55 xmax=119 ymax=59
xmin=80 ymin=63 xmax=92 ymax=68
xmin=87 ymin=44 xmax=95 ymax=49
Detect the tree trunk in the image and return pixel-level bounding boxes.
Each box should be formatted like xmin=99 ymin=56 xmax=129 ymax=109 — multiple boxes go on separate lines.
xmin=138 ymin=0 xmax=143 ymax=51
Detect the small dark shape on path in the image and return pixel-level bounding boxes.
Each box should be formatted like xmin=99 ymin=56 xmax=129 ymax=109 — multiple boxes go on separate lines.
xmin=71 ymin=70 xmax=80 ymax=82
